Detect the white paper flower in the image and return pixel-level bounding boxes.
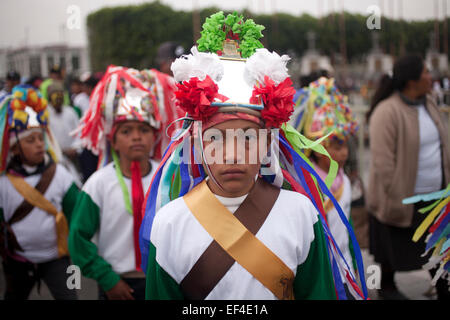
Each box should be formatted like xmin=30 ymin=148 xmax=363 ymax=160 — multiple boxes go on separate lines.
xmin=244 ymin=48 xmax=291 ymax=86
xmin=171 ymin=46 xmax=224 ymax=83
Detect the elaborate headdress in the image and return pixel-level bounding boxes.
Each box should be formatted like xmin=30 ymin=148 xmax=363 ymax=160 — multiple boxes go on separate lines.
xmin=139 ymin=12 xmax=368 ymax=300
xmin=74 ymin=65 xmax=167 ymax=166
xmin=0 ymin=85 xmax=61 ymax=173
xmin=290 ymin=77 xmax=359 ymax=144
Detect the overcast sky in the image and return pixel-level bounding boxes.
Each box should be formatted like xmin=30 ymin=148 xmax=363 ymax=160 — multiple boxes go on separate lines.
xmin=0 ymin=0 xmax=446 ymax=48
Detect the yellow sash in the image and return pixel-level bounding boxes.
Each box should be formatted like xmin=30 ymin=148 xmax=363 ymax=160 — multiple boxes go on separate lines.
xmin=6 ymin=174 xmax=69 ymax=257
xmin=323 ymin=182 xmax=344 ymax=214
xmin=183 ymin=180 xmax=294 ymax=300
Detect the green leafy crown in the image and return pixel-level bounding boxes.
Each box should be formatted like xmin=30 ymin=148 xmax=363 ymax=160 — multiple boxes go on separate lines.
xmin=196 ymin=11 xmax=265 ymax=58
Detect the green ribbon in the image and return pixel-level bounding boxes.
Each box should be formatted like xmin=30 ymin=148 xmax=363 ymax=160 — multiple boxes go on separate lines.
xmin=281 ymin=123 xmax=338 ymax=189
xmin=418 ymin=184 xmax=450 ymax=214
xmin=112 ymin=148 xmax=133 ymax=215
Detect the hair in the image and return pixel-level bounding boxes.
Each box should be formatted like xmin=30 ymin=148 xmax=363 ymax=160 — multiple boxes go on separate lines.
xmin=367 ymin=54 xmax=424 ymax=121
xmin=83 ymin=76 xmax=99 ymax=89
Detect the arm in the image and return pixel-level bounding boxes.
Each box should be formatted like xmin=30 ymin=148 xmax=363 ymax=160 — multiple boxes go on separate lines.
xmin=68 ymin=191 xmax=121 ymax=291
xmin=145 ymin=241 xmax=185 ymax=300
xmin=62 ymin=183 xmax=80 ymax=225
xmin=369 ymin=103 xmax=397 ymax=191
xmin=294 ymin=220 xmax=337 ymax=300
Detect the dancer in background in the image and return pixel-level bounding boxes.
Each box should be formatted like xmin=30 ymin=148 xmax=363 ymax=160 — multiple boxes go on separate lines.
xmin=0 ymin=85 xmax=79 ymax=300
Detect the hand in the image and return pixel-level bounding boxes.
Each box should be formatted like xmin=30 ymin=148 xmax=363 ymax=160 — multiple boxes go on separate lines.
xmin=105 ymin=279 xmax=135 ymax=300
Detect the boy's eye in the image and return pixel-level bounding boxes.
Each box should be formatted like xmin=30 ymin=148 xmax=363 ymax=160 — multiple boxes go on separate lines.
xmin=140 ymin=126 xmax=150 ymax=133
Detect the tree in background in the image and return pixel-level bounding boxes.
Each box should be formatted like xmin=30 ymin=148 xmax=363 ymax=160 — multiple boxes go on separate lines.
xmin=87 ymin=1 xmax=447 ymax=73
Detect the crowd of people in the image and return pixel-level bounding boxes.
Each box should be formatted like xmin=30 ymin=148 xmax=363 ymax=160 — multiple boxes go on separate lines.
xmin=0 ymin=12 xmax=448 ymax=302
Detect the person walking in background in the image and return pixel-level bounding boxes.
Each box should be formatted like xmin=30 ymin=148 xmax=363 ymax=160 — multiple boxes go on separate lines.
xmin=77 ymin=75 xmax=100 ymax=182
xmin=154 ymin=41 xmax=185 ymax=77
xmin=367 ymin=54 xmax=450 ymax=300
xmin=40 ymin=65 xmax=71 ymax=109
xmin=47 ymin=81 xmax=82 ymax=186
xmin=0 ymin=71 xmax=21 ymax=98
xmin=70 ymin=78 xmax=89 ymax=117
xmin=0 ymin=85 xmax=79 ymax=300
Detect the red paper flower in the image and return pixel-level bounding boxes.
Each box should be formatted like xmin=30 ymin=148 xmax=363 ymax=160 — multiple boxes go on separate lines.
xmin=250 ymin=76 xmax=296 ymax=128
xmin=174 ymin=75 xmax=228 ymax=122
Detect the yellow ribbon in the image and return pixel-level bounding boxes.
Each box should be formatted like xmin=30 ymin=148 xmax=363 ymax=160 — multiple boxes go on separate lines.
xmin=324 ymin=182 xmax=344 ymax=214
xmin=412 ymin=197 xmax=450 ymax=243
xmin=183 ymin=181 xmax=294 ymax=300
xmin=7 ymin=174 xmax=69 ymax=257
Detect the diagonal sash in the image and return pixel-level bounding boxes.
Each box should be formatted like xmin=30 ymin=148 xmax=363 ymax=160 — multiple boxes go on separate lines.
xmin=1 ymin=164 xmax=57 ymax=257
xmin=6 ymin=165 xmax=69 ymax=257
xmin=180 ymin=178 xmax=294 ymax=300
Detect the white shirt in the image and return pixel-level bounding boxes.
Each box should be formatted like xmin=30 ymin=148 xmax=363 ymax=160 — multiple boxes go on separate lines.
xmin=0 ymin=165 xmax=76 ymax=263
xmin=414 ymin=104 xmax=442 ymax=194
xmin=151 ymin=188 xmax=320 ymax=299
xmin=214 ymin=194 xmax=248 ymax=213
xmin=48 ymin=104 xmax=80 ymax=151
xmin=83 ymin=161 xmax=159 ymax=274
xmin=73 ymin=92 xmax=90 ymax=116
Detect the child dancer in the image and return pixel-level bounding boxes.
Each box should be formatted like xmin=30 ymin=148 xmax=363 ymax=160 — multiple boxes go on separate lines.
xmin=68 ymin=66 xmax=165 ymax=300
xmin=0 ymin=85 xmax=79 ymax=300
xmin=290 ymin=77 xmax=360 ymax=294
xmin=140 ymin=12 xmax=367 ymax=300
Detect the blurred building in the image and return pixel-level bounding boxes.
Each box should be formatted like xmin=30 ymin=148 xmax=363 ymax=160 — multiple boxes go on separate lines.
xmin=299 ymin=31 xmax=333 ymax=76
xmin=0 ymin=44 xmax=90 ymax=80
xmin=426 ymin=32 xmax=449 ymax=78
xmin=366 ymin=33 xmax=393 ymax=79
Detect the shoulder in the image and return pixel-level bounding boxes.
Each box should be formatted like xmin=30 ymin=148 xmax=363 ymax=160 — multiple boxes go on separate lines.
xmin=63 ymin=105 xmax=79 ymax=119
xmin=151 ymin=197 xmax=191 ymax=238
xmin=343 ymin=173 xmax=351 ymax=187
xmin=276 ymin=189 xmax=319 ymax=224
xmin=0 ymin=174 xmax=10 ymax=192
xmin=55 ymin=164 xmax=74 ymax=182
xmin=371 ymin=94 xmax=401 ymax=119
xmin=81 ymin=164 xmax=116 ymax=206
xmin=153 ymin=197 xmax=188 ymax=224
xmin=55 ymin=163 xmax=72 ymax=178
xmin=149 ymin=159 xmax=160 ymax=174
xmin=82 ymin=163 xmax=114 ymax=193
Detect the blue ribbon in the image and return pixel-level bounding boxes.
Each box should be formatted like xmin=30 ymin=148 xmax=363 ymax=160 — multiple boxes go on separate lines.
xmin=279 ymin=135 xmax=368 ymax=299
xmin=139 ymin=141 xmax=173 ymax=272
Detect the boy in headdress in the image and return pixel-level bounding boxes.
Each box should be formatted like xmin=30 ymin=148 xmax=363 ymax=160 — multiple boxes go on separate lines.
xmin=0 ymin=85 xmax=79 ymax=300
xmin=140 ymin=12 xmax=367 ymax=300
xmin=68 ymin=66 xmax=165 ymax=300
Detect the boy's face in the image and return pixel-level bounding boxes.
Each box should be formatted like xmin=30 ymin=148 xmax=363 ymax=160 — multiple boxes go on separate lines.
xmin=111 ymin=121 xmax=155 ymax=162
xmin=202 ymin=119 xmax=267 ymax=197
xmin=12 ymin=130 xmax=46 ymax=166
xmin=316 ymin=139 xmax=349 ymax=170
